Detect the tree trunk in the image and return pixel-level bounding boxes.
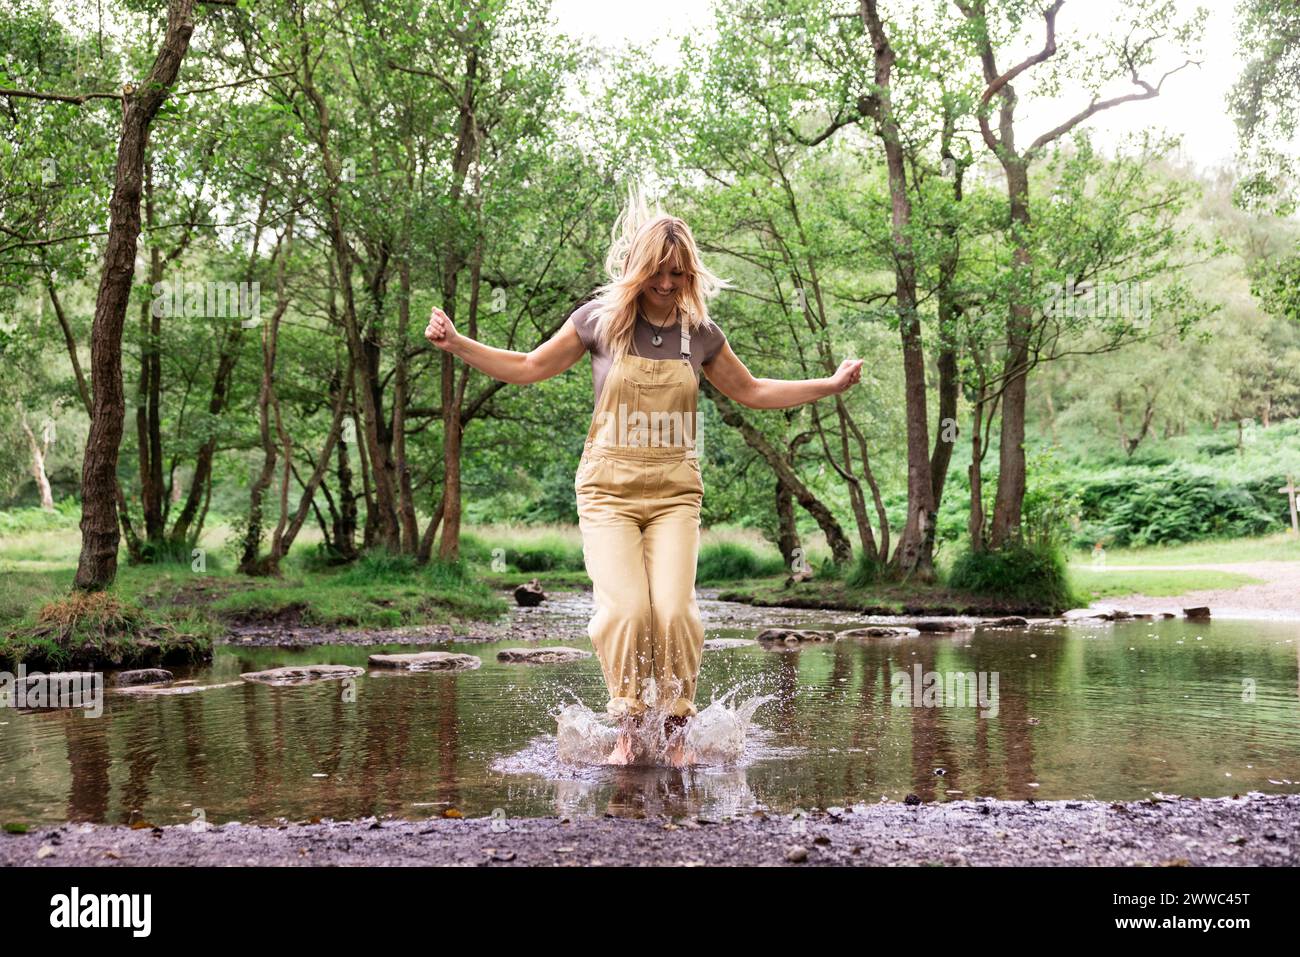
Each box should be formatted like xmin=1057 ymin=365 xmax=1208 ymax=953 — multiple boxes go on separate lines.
xmin=267 ymin=380 xmax=351 ymax=569
xmin=862 ymin=0 xmax=935 ymax=577
xmin=774 ymin=478 xmax=801 ymax=571
xmin=74 ymin=0 xmax=196 ymax=591
xmin=393 ymin=260 xmax=420 ymax=552
xmin=137 ymin=160 xmax=165 ymax=545
xmin=19 ymin=408 xmax=55 ymax=509
xmin=701 ymin=379 xmax=855 ymax=564
xmin=989 ymin=161 xmax=1032 ymax=549
xmin=297 ymin=43 xmax=402 ymax=551
xmin=968 ymin=395 xmax=986 ymax=553
xmin=48 ymin=274 xmax=142 ymax=560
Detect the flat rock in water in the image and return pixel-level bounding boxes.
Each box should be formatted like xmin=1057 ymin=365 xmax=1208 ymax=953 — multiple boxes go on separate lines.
xmin=112 ymin=680 xmax=244 ymax=696
xmin=755 ymin=628 xmax=837 ymax=643
xmin=1183 ymin=606 xmax=1211 ymax=620
xmin=496 ymin=646 xmax=591 ymax=664
xmin=982 ymin=616 xmax=1029 ymax=628
xmin=838 ymin=626 xmax=921 ymax=639
xmin=112 ymin=668 xmax=173 ymax=687
xmin=4 ymin=672 xmax=101 ymax=708
xmin=912 ymin=619 xmax=974 ymax=633
xmin=1063 ymin=608 xmax=1114 ymax=622
xmin=367 ymin=652 xmax=482 ymax=672
xmin=240 ymin=664 xmax=366 ymax=686
xmin=703 ymin=638 xmax=757 ymax=650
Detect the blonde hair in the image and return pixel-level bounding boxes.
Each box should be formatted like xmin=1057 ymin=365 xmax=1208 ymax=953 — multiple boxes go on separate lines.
xmin=590 ymin=184 xmax=728 ymax=360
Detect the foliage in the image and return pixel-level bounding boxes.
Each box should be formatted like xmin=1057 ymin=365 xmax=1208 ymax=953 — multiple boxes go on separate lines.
xmin=947 ymin=541 xmax=1077 ymax=611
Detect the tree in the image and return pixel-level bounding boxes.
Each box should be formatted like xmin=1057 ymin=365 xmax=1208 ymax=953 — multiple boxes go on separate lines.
xmin=74 ymin=0 xmax=199 ymax=589
xmin=955 ymin=0 xmax=1201 ymax=548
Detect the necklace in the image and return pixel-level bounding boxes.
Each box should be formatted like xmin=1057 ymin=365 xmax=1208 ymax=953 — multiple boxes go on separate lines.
xmin=641 ymin=306 xmax=677 ymax=347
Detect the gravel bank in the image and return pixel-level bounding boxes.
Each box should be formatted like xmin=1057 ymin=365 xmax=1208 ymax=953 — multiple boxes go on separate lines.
xmin=4 ymin=793 xmax=1296 ymax=867
xmin=1088 ymin=561 xmax=1300 ymax=620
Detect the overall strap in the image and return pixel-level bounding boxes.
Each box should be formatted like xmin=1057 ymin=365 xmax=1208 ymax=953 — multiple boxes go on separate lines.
xmin=679 ymin=314 xmax=691 ymax=361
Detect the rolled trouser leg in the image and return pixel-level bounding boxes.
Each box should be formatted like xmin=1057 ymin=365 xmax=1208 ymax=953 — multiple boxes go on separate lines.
xmin=641 ymin=498 xmax=704 ymax=718
xmin=578 ymin=497 xmax=652 ymax=717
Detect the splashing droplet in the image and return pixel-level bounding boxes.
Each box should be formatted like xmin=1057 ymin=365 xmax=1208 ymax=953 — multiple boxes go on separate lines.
xmin=555 ymin=682 xmax=775 ymax=767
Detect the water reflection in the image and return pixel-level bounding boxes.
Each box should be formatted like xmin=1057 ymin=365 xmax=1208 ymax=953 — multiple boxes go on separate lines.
xmin=1 ymin=611 xmax=1297 ymax=826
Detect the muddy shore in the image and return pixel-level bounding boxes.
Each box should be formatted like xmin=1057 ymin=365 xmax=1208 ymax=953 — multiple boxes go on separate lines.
xmin=4 ymin=793 xmax=1295 ymax=867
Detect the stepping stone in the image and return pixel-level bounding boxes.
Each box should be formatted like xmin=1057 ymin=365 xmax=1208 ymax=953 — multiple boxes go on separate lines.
xmin=703 ymin=638 xmax=757 ymax=650
xmin=912 ymin=619 xmax=974 ymax=633
xmin=496 ymin=646 xmax=591 ymax=664
xmin=2 ymin=672 xmax=101 ymax=708
xmin=112 ymin=668 xmax=173 ymax=687
xmin=112 ymin=681 xmax=243 ymax=696
xmin=755 ymin=628 xmax=837 ymax=643
xmin=839 ymin=626 xmax=920 ymax=638
xmin=240 ymin=665 xmax=366 ymax=686
xmin=368 ymin=652 xmax=482 ymax=672
xmin=1183 ymin=606 xmax=1211 ymax=620
xmin=1063 ymin=608 xmax=1114 ymax=622
xmin=981 ymin=616 xmax=1028 ymax=628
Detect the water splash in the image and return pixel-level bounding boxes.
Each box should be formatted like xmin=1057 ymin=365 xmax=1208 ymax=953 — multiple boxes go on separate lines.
xmin=555 ymin=680 xmax=775 ymax=767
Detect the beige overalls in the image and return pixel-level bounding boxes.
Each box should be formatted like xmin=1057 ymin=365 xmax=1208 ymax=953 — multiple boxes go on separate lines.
xmin=575 ymin=320 xmax=705 ymax=720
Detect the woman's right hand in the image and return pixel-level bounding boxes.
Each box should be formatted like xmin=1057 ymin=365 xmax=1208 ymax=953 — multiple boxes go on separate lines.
xmin=424 ymin=305 xmax=459 ymax=351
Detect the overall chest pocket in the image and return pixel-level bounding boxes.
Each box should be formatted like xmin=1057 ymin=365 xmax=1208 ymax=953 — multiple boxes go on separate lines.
xmin=628 ymin=381 xmax=694 ymax=448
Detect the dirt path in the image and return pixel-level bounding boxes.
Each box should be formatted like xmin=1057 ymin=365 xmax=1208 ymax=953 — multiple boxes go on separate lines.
xmin=2 ymin=793 xmax=1294 ymax=867
xmin=1084 ymin=561 xmax=1300 ymax=619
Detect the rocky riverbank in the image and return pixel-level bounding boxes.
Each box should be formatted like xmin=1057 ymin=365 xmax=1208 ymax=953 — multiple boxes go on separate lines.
xmin=4 ymin=793 xmax=1296 ymax=867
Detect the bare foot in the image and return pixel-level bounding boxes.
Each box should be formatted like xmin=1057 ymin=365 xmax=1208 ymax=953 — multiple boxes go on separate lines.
xmin=663 ymin=715 xmax=692 ymax=768
xmin=605 ymin=731 xmax=636 ymax=765
xmin=663 ymin=739 xmax=688 ymax=768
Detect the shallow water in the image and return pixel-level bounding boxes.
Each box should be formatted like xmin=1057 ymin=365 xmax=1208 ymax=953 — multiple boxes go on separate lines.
xmin=1 ymin=595 xmax=1297 ymax=825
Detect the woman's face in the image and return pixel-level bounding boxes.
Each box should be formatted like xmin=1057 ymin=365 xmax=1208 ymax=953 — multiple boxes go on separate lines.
xmin=642 ymin=259 xmax=687 ymax=310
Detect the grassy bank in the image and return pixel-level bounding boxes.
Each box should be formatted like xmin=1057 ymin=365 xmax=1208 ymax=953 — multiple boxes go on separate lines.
xmin=0 ymin=515 xmax=507 ymax=668
xmin=2 ymin=507 xmax=1292 ymax=664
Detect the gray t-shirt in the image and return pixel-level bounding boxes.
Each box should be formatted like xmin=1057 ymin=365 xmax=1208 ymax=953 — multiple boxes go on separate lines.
xmin=569 ymin=299 xmax=728 ymax=405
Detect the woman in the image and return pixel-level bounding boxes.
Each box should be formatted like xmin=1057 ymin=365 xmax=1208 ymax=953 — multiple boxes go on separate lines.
xmin=424 ymin=193 xmax=863 ymax=766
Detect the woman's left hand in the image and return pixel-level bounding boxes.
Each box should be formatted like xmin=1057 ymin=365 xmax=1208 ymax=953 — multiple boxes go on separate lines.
xmin=829 ymin=358 xmax=864 ymax=394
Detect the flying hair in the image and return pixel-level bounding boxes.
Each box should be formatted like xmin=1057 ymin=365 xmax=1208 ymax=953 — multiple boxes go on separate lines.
xmin=590 ymin=183 xmax=729 ymax=361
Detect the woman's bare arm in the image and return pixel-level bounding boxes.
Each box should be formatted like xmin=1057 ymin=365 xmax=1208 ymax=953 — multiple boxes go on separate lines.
xmin=701 ymin=341 xmax=863 ymax=409
xmin=424 ymin=306 xmax=586 ymax=385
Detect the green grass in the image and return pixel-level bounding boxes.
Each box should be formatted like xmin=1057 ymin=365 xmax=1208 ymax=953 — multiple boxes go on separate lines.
xmin=948 ymin=542 xmax=1080 ymax=610
xmin=0 ymin=519 xmax=507 ymax=641
xmin=697 ymin=540 xmax=788 ymax=583
xmin=1071 ymin=532 xmax=1300 ymax=567
xmin=3 ymin=507 xmax=1291 ymax=642
xmin=0 ymin=591 xmax=214 ymax=670
xmin=1068 ymin=566 xmax=1263 ymax=602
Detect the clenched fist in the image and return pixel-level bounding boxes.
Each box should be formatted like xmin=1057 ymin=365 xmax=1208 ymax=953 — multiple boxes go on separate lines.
xmin=424 ymin=305 xmax=459 ymax=351
xmin=829 ymin=358 xmax=864 ymax=394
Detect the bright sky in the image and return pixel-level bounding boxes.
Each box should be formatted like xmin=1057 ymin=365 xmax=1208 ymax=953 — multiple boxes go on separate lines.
xmin=551 ymin=0 xmax=1253 ymax=173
